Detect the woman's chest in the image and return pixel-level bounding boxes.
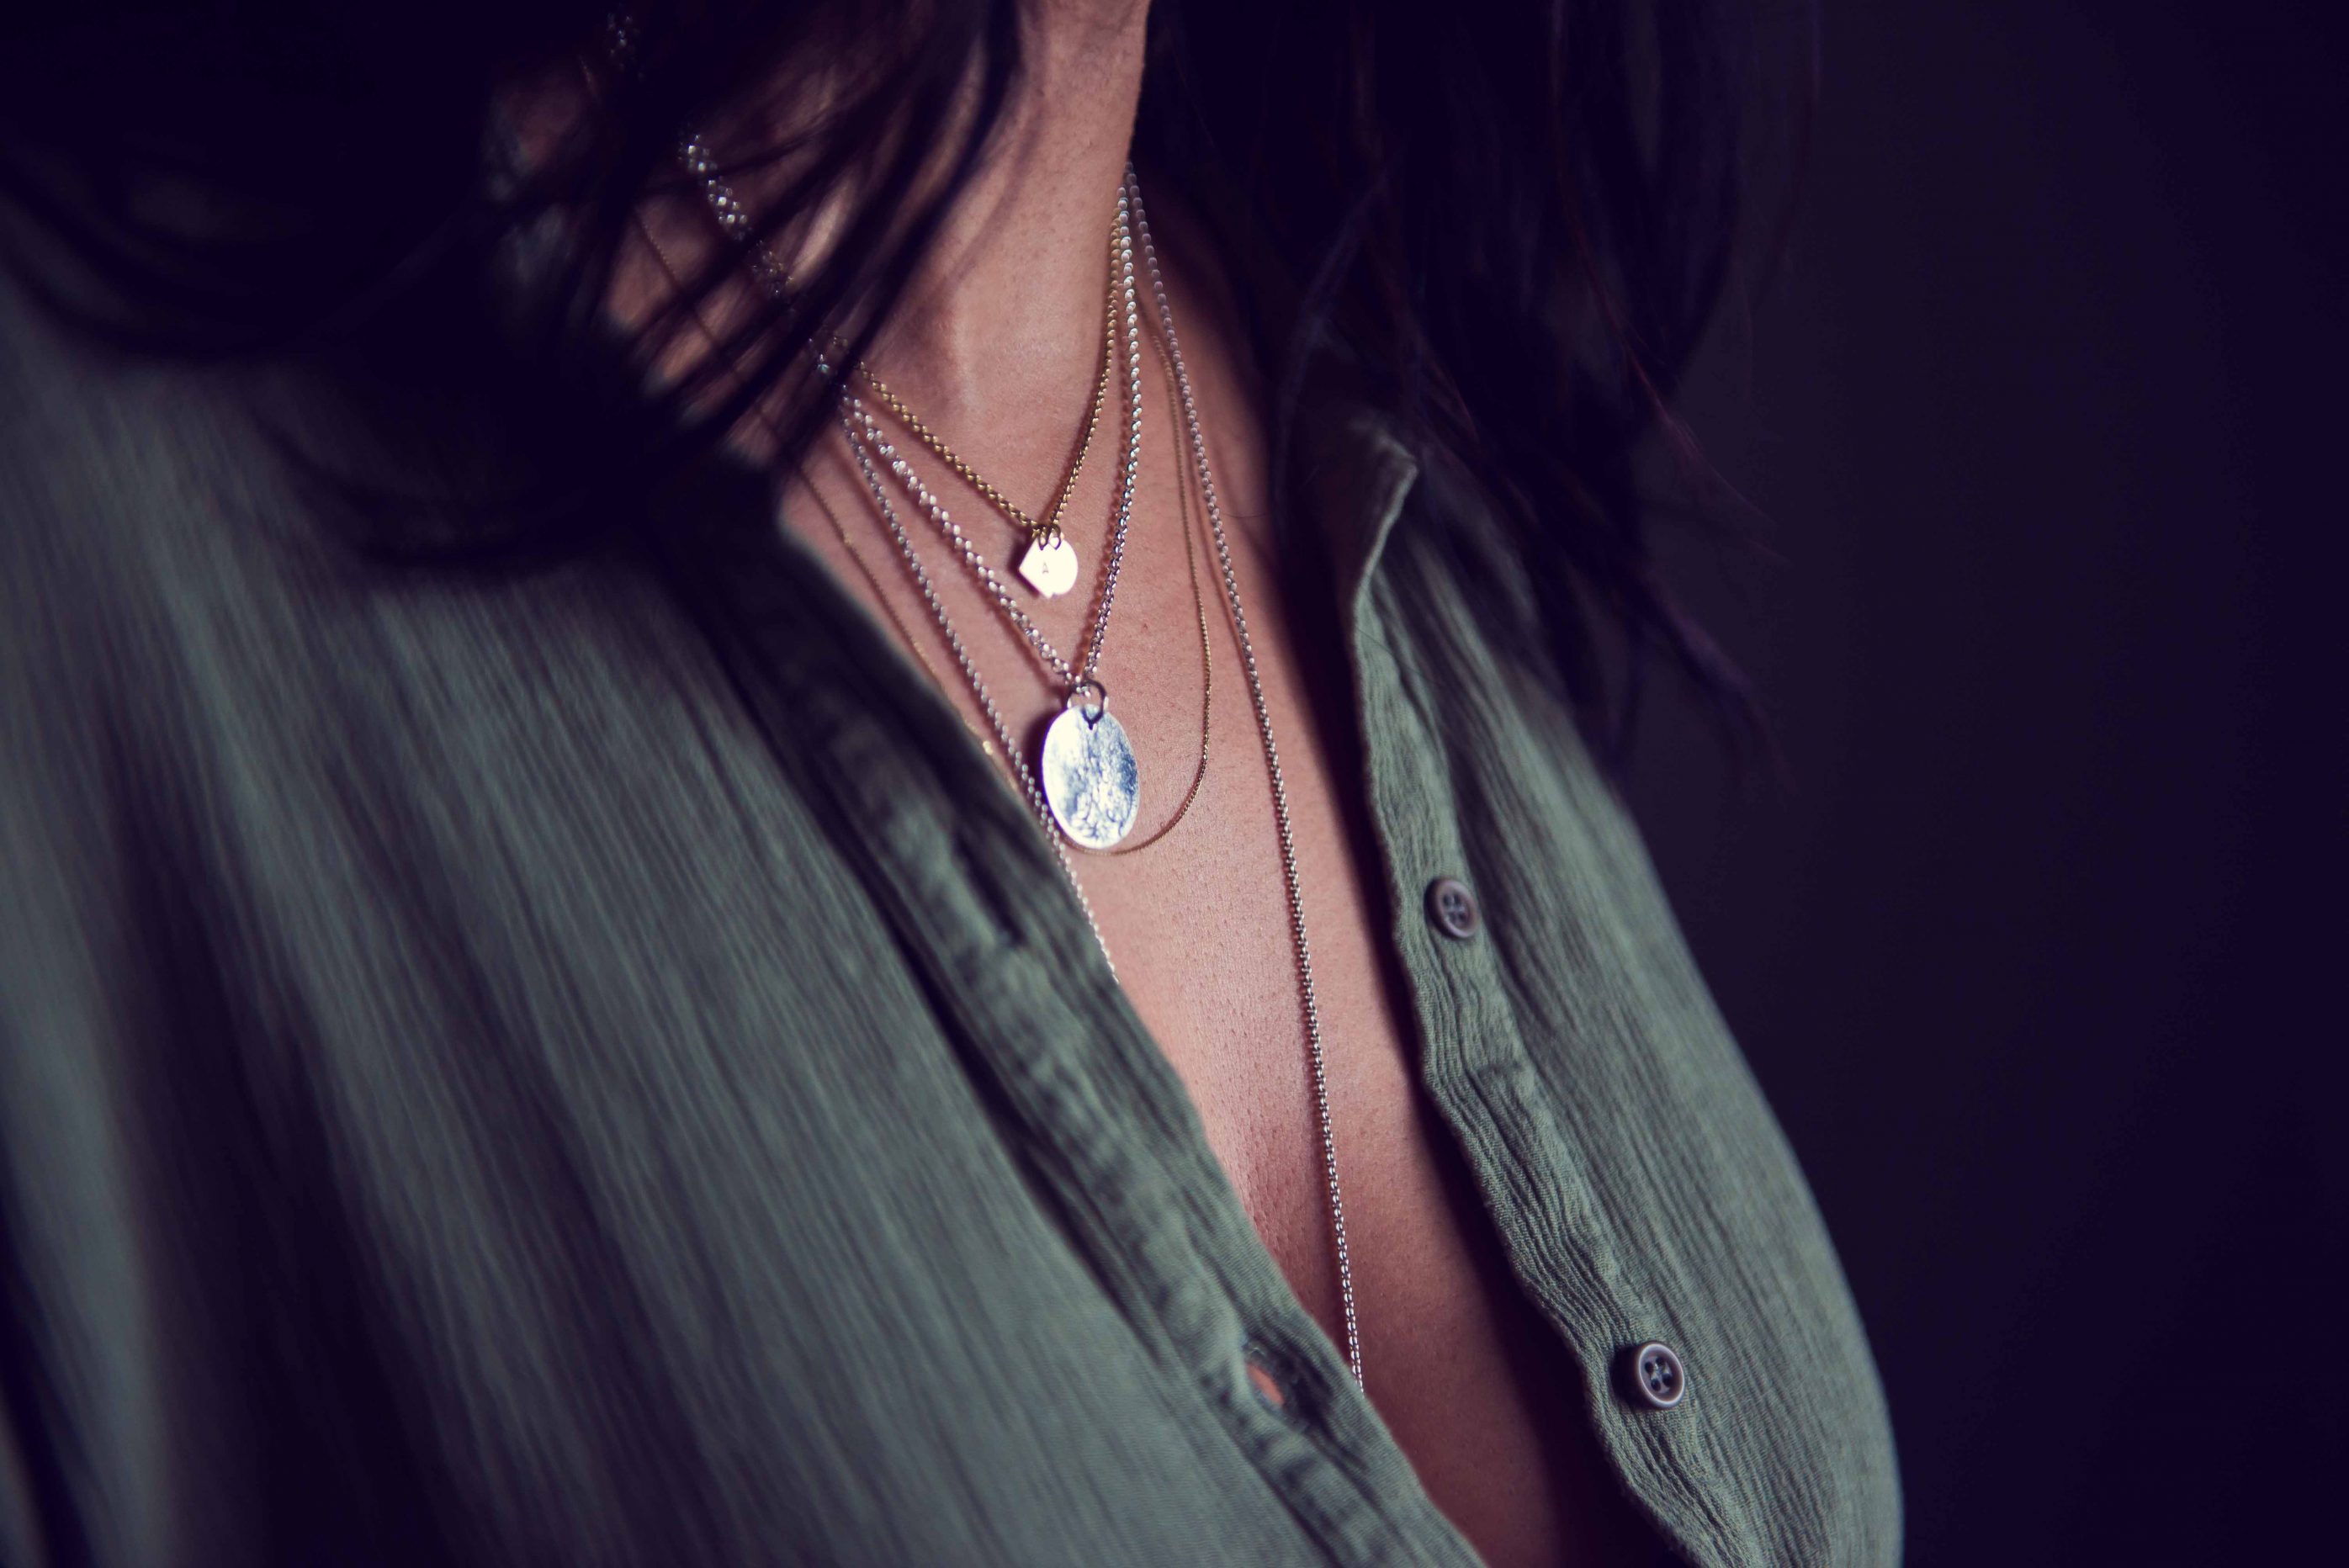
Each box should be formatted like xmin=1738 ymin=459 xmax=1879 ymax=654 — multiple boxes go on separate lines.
xmin=179 ymin=515 xmax=1896 ymax=1562
xmin=1068 ymin=581 xmax=1659 ymax=1565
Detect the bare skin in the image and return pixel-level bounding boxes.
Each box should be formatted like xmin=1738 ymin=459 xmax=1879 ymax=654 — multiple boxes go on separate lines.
xmin=591 ymin=3 xmax=1657 ymax=1560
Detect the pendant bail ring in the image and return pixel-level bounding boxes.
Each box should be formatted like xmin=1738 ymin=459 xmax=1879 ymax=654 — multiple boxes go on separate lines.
xmin=1064 ymin=676 xmax=1107 ymax=723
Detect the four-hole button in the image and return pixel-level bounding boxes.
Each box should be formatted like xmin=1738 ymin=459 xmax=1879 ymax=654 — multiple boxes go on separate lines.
xmin=1621 ymin=1342 xmax=1688 ymax=1410
xmin=1426 ymin=877 xmax=1481 ymax=940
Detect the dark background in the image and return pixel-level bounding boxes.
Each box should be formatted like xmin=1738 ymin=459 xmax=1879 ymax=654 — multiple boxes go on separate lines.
xmin=1625 ymin=2 xmax=2343 ymax=1561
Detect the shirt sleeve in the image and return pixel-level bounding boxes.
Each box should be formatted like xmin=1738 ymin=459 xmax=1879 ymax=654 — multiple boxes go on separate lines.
xmin=0 ymin=290 xmax=278 ymax=1568
xmin=1 ymin=465 xmax=172 ymax=1568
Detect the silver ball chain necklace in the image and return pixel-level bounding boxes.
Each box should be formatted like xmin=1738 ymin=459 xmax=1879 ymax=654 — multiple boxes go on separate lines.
xmin=677 ymin=143 xmax=1364 ymax=1385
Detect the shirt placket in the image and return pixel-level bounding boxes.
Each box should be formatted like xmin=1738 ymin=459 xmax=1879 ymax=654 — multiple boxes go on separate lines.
xmin=1318 ymin=436 xmax=1737 ymax=1564
xmin=659 ymin=479 xmax=1484 ymax=1567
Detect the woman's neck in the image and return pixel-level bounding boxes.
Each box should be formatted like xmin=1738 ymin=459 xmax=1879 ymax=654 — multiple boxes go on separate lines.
xmin=870 ymin=0 xmax=1150 ymax=437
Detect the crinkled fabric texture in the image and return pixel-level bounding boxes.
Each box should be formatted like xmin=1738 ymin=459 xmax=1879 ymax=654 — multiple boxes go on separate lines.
xmin=0 ymin=268 xmax=1899 ymax=1565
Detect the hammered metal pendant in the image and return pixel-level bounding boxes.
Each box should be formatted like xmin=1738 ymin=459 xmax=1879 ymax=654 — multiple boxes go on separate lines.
xmin=1015 ymin=532 xmax=1079 ymax=597
xmin=1040 ymin=691 xmax=1140 ymax=850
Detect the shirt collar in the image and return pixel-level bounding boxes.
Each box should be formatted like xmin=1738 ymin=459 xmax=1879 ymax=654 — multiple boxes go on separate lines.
xmin=1294 ymin=400 xmax=1422 ymax=634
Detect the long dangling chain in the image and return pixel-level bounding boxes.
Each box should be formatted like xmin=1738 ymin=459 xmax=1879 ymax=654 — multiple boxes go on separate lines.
xmin=1123 ymin=175 xmax=1360 ymax=1385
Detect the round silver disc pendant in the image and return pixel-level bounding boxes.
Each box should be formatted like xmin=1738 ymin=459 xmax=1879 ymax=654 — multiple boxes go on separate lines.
xmin=1015 ymin=533 xmax=1079 ymax=597
xmin=1039 ymin=697 xmax=1140 ymax=850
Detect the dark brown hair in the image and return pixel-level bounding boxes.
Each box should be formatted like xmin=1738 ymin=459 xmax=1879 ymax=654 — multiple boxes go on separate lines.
xmin=0 ymin=0 xmax=1809 ymax=755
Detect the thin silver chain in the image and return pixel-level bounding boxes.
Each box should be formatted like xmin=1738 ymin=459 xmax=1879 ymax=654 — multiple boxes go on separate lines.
xmin=672 ymin=125 xmax=1360 ymax=1384
xmin=1125 ymin=176 xmax=1359 ymax=1385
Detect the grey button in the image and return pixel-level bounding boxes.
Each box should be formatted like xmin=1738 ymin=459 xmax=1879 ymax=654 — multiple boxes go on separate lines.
xmin=1426 ymin=877 xmax=1481 ymax=940
xmin=1621 ymin=1342 xmax=1688 ymax=1410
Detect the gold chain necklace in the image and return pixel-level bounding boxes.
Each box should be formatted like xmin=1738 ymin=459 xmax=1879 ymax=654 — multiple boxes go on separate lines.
xmin=857 ymin=237 xmax=1120 ymax=600
xmin=1104 ymin=322 xmax=1215 ymax=854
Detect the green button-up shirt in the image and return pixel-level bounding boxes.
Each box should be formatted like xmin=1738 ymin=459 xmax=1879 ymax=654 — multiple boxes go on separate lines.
xmin=0 ymin=258 xmax=1899 ymax=1565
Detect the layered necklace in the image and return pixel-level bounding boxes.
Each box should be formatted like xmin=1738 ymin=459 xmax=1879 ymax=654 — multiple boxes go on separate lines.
xmin=841 ymin=187 xmax=1148 ymax=852
xmin=676 ymin=141 xmax=1365 ymax=1385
